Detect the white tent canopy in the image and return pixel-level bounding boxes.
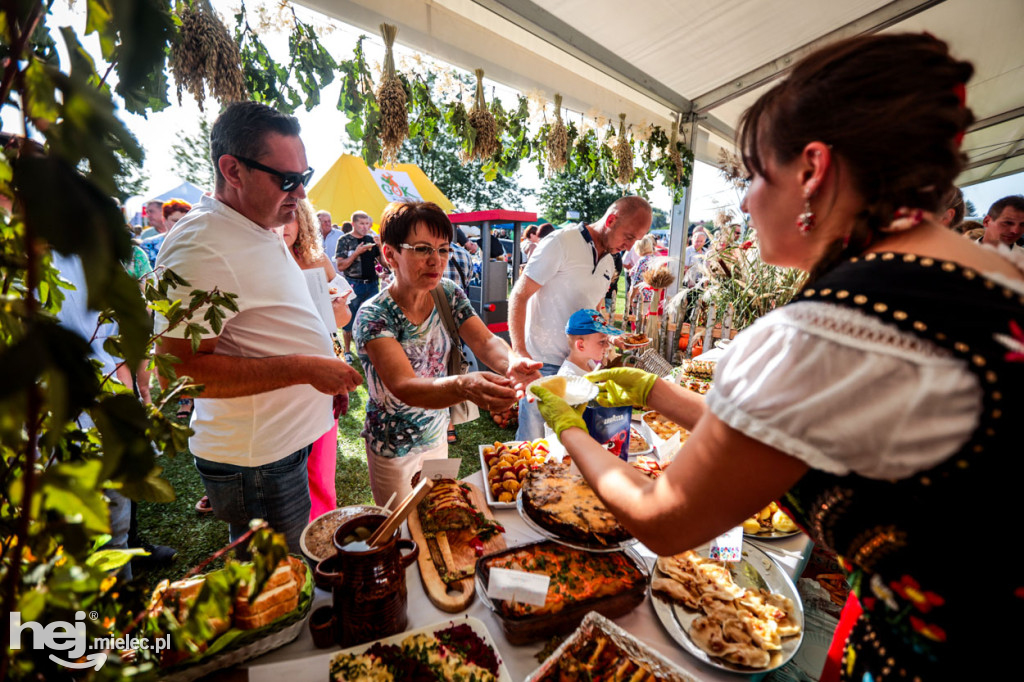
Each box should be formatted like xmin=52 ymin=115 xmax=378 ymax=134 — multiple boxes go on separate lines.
xmin=299 ymin=0 xmax=1023 ymax=187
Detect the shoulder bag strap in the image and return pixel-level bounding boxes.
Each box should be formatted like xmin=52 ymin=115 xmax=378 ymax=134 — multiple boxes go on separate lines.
xmin=429 ymin=285 xmax=463 ymax=376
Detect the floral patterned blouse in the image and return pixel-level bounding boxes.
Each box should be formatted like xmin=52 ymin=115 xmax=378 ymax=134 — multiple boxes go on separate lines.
xmin=354 ymin=278 xmax=477 ymax=458
xmin=125 ymin=244 xmax=153 ymax=283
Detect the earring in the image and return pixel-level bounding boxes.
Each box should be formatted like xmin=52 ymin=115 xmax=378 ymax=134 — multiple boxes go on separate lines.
xmin=796 ymin=195 xmax=815 ymax=234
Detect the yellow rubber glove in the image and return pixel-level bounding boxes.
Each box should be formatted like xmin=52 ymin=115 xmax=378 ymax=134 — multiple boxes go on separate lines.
xmin=586 ymin=368 xmax=658 ymax=409
xmin=529 ymin=385 xmax=588 ymax=437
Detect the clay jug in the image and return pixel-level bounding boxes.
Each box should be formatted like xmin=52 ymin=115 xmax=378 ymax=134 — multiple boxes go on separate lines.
xmin=314 ymin=513 xmax=418 ymax=646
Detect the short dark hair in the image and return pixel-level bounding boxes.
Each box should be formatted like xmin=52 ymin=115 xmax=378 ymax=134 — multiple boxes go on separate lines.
xmin=210 ymin=102 xmax=302 ymax=189
xmin=987 ymin=195 xmax=1024 ymax=220
xmin=523 ymin=225 xmax=539 ymax=239
xmin=379 ymin=201 xmax=453 ymax=247
xmin=537 ymin=223 xmax=555 ymax=239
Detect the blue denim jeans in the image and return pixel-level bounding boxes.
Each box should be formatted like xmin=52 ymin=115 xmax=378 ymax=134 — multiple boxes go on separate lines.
xmin=105 ymin=488 xmax=133 ymax=580
xmin=515 ymin=362 xmax=562 ymax=442
xmin=194 ymin=444 xmax=312 ymax=553
xmin=343 ymin=280 xmax=379 ymax=332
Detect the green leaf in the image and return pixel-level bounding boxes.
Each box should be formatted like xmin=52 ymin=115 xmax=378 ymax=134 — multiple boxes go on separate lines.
xmin=85 ymin=0 xmax=116 ymax=60
xmin=59 ymin=26 xmax=98 ymax=81
xmin=23 ymin=59 xmax=60 ymax=124
xmin=86 ymin=547 xmax=146 ymax=571
xmin=38 ymin=460 xmax=110 ymax=534
xmin=89 ymin=393 xmax=156 ymax=483
xmin=108 ymin=0 xmax=176 ymax=97
xmin=120 ymin=466 xmax=176 ymax=503
xmin=0 ymin=321 xmax=98 ymax=425
xmin=17 ymin=589 xmax=47 ymax=622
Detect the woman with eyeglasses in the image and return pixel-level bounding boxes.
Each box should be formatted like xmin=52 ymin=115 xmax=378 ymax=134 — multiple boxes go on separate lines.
xmin=354 ymin=201 xmax=543 ymax=504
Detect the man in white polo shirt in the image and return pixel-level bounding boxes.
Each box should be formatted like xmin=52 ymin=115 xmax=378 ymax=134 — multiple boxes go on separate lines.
xmin=155 ymin=102 xmax=362 ymax=552
xmin=509 ymin=196 xmax=651 ymax=440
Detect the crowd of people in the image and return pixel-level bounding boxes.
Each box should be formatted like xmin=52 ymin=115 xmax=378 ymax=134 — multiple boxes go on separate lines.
xmin=71 ymin=28 xmax=1023 ymax=680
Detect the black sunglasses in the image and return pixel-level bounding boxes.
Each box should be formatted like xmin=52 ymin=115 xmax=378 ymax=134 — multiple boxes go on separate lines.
xmin=231 ymin=155 xmax=314 ymax=192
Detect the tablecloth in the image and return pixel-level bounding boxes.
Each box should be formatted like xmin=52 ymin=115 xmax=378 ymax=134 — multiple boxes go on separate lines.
xmin=237 ymin=470 xmax=814 ymax=681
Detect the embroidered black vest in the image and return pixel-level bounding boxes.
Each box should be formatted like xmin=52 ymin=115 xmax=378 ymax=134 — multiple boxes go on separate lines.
xmin=781 ymin=253 xmax=1023 ymax=680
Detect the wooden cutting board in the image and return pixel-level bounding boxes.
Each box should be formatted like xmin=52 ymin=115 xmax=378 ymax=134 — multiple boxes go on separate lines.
xmin=406 ymin=481 xmax=506 ymax=613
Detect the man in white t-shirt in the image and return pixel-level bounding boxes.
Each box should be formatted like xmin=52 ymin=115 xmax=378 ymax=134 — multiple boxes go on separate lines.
xmin=155 ymin=102 xmax=362 ymax=552
xmin=509 ymin=196 xmax=651 ymax=440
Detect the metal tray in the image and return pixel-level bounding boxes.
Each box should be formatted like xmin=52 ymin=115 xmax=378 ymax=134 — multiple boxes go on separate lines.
xmin=475 ymin=541 xmax=648 ymax=645
xmin=516 ymin=491 xmax=636 ymax=553
xmin=649 ymin=542 xmax=804 ymax=675
xmin=524 ymin=612 xmax=696 ymax=682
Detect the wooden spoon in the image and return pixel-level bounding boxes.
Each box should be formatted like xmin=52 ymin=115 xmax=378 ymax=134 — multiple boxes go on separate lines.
xmin=367 ymin=478 xmax=434 ymax=547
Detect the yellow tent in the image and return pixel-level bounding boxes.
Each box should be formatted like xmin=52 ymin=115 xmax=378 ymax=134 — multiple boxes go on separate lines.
xmin=307 ymin=154 xmax=454 ymax=226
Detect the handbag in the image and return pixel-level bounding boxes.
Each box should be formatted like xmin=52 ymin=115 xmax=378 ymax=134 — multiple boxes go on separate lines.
xmin=429 ymin=285 xmax=480 ymax=425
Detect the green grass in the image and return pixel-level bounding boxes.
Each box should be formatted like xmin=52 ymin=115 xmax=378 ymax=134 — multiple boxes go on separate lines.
xmin=136 ymin=355 xmax=516 ymax=587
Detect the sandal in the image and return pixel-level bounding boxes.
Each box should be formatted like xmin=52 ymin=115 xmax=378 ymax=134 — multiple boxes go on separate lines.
xmin=176 ymin=398 xmax=193 ymax=420
xmin=447 ymin=426 xmax=458 ymax=444
xmin=194 ymin=495 xmax=213 ymax=514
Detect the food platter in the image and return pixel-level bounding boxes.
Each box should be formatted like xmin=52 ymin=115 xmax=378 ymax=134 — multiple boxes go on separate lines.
xmin=743 ymin=526 xmax=801 ymax=540
xmin=406 ymin=480 xmax=506 ymax=613
xmin=300 ymin=505 xmax=390 ymax=563
xmin=329 ymin=616 xmax=513 ymax=682
xmin=524 ymin=612 xmax=695 ymax=682
xmin=525 ymin=374 xmax=597 ymax=406
xmin=516 ymin=492 xmax=636 ymax=553
xmin=642 ymin=411 xmax=691 ymax=443
xmin=619 ymin=332 xmax=651 ymax=348
xmin=476 ymin=542 xmax=648 ymax=645
xmin=479 ymin=440 xmax=553 ymax=509
xmin=742 ymin=502 xmax=801 ymax=540
xmin=649 ymin=543 xmax=804 ymax=674
xmin=627 ymin=422 xmax=654 ymax=457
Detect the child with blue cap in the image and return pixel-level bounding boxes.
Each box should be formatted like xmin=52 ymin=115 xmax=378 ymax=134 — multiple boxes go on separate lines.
xmin=557 ymin=308 xmax=622 ymax=378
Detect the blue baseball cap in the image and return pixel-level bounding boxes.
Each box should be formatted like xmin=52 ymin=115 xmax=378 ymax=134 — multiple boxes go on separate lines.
xmin=565 ymin=309 xmax=623 ymax=336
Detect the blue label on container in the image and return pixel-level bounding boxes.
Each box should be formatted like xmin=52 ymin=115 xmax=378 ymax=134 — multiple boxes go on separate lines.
xmin=582 ymin=403 xmax=633 ymax=460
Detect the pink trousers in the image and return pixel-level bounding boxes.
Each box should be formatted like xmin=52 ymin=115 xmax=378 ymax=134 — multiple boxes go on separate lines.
xmin=307 ymin=421 xmax=338 ymax=521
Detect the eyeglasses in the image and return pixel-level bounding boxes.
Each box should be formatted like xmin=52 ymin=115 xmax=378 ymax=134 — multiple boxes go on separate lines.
xmin=230 ymin=155 xmax=314 ymax=192
xmin=399 ymin=243 xmax=451 ymax=259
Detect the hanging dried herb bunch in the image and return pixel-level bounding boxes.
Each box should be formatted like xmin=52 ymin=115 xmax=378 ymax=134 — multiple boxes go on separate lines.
xmin=668 ymin=114 xmax=686 ymax=185
xmin=169 ymin=0 xmax=247 ymax=110
xmin=376 ymin=23 xmax=408 ymax=167
xmin=547 ymin=93 xmax=568 ymax=175
xmin=614 ymin=113 xmax=633 ymax=185
xmin=468 ymin=69 xmax=499 ymax=162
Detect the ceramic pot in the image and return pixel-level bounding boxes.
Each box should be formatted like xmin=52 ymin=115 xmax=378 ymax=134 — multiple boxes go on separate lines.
xmin=314 ymin=513 xmax=418 ymax=646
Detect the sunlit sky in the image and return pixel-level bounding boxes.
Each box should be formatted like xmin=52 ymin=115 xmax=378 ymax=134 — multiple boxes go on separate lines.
xmin=5 ymin=1 xmax=1019 ymax=224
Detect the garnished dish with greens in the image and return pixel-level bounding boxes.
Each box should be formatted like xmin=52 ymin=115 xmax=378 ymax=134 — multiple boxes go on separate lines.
xmin=330 ymin=623 xmax=502 ymax=681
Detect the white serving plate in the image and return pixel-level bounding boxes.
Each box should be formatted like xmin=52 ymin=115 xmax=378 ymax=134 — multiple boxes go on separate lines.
xmin=525 ymin=374 xmax=598 ymax=406
xmin=330 ymin=616 xmax=513 ymax=682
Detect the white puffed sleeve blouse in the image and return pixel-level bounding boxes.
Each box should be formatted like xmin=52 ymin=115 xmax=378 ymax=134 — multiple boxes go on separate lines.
xmin=704 ymin=246 xmax=1024 ymax=480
